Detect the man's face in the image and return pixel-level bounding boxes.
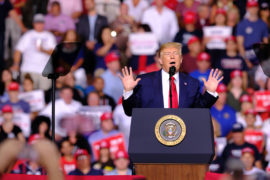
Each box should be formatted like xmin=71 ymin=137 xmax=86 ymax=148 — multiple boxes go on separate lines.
xmin=51 ymin=4 xmax=61 ymax=16
xmin=114 ymin=158 xmax=130 ymax=170
xmin=232 ymin=132 xmax=244 ymax=145
xmin=159 ymin=47 xmax=182 ymax=73
xmin=216 ymin=92 xmax=226 ymax=105
xmin=101 ymin=119 xmax=114 ymax=133
xmin=188 ymin=41 xmax=201 ymax=54
xmin=241 ymin=153 xmax=254 ymax=170
xmin=3 ymin=112 xmax=13 ymax=122
xmin=247 ymin=6 xmax=259 ymax=16
xmin=8 ymin=90 xmax=19 ymax=102
xmin=197 ymin=60 xmax=210 ymax=72
xmin=226 ymin=40 xmax=237 ymax=52
xmin=155 ymin=0 xmax=164 ymax=7
xmin=33 ymin=22 xmax=44 ymax=32
xmin=60 ymin=88 xmax=73 ymax=104
xmin=93 ymin=78 xmax=104 ymax=92
xmin=245 ymin=114 xmax=256 ymax=127
xmin=77 ymin=155 xmax=91 ymax=170
xmin=85 ymin=0 xmax=95 ymax=11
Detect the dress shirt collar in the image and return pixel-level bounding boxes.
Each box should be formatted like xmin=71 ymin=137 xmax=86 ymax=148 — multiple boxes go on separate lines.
xmin=161 ymin=69 xmax=179 ymax=82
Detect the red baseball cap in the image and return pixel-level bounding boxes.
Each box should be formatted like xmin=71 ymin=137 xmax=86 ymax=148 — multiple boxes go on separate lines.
xmin=1 ymin=104 xmax=13 ymax=113
xmin=242 ymin=147 xmax=254 ymax=155
xmin=216 ymin=83 xmax=227 ymax=93
xmin=184 ymin=11 xmax=196 ymax=24
xmin=74 ymin=149 xmax=89 ymax=159
xmin=244 ymin=109 xmax=257 ymax=116
xmin=187 ymin=36 xmax=200 ymax=46
xmin=240 ymin=94 xmax=252 ymax=103
xmin=247 ymin=0 xmax=259 ymax=8
xmin=100 ymin=140 xmax=110 ymax=149
xmin=8 ymin=82 xmax=19 ymax=91
xmin=230 ymin=70 xmax=242 ymax=79
xmin=225 ymin=36 xmax=236 ymax=43
xmin=100 ymin=112 xmax=113 ymax=121
xmin=115 ymin=150 xmax=129 ymax=160
xmin=216 ymin=8 xmax=226 ymax=16
xmin=105 ymin=51 xmax=119 ymax=64
xmin=197 ymin=52 xmax=210 ymax=61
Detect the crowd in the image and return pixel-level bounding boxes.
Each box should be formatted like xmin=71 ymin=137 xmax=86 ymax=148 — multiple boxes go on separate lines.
xmin=0 ymin=0 xmax=270 ymax=178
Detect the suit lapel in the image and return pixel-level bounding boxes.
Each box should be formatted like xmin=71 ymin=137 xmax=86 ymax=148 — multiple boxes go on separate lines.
xmin=179 ymin=73 xmax=187 ymax=108
xmin=154 ymin=70 xmax=164 ymax=108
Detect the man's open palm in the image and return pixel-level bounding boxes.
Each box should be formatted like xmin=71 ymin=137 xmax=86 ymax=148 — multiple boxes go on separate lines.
xmin=202 ymin=69 xmax=223 ymax=93
xmin=119 ymin=67 xmax=141 ymax=92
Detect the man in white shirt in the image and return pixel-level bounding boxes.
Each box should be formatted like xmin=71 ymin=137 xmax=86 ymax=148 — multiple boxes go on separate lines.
xmin=141 ymin=0 xmax=179 ymax=44
xmin=11 ymin=14 xmax=56 ymax=91
xmin=40 ymin=86 xmax=82 ymax=139
xmin=124 ymin=0 xmax=149 ymax=22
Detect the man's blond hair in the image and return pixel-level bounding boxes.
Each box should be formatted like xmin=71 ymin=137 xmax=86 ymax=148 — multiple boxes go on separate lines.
xmin=159 ymin=42 xmax=182 ymax=57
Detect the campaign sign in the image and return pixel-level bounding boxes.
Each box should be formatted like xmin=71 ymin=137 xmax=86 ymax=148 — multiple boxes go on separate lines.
xmin=254 ymin=91 xmax=270 ymax=112
xmin=129 ymin=33 xmax=159 ymax=55
xmin=203 ymin=26 xmax=232 ymax=49
xmin=92 ymin=133 xmax=126 ymax=160
xmin=19 ymin=90 xmax=45 ymax=112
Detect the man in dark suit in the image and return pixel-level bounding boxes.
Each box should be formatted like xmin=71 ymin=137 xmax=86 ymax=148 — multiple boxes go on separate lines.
xmin=76 ymin=0 xmax=108 ymax=74
xmin=119 ymin=42 xmax=223 ymax=116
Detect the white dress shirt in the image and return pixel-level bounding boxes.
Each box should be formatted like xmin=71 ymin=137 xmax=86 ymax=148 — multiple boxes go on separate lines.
xmin=141 ymin=6 xmax=179 ymax=44
xmin=123 ymin=70 xmax=218 ymax=108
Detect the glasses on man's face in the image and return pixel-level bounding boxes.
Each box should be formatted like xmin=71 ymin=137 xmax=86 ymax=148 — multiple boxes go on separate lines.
xmin=162 ymin=51 xmax=180 ymax=57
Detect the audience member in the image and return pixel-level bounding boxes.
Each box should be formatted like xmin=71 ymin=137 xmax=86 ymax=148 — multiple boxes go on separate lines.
xmin=92 ymin=77 xmax=116 ymax=110
xmin=106 ymin=150 xmax=132 ymax=175
xmin=2 ymin=82 xmax=30 ymax=113
xmin=31 ymin=116 xmax=51 ymax=140
xmin=226 ymin=7 xmax=240 ymax=35
xmin=214 ymin=36 xmax=248 ymax=87
xmin=190 ymin=52 xmax=211 ymax=93
xmin=141 ymin=0 xmax=178 ymax=44
xmin=0 ymin=69 xmax=14 ymax=103
xmin=94 ymin=0 xmax=120 ymax=24
xmin=11 ymin=14 xmax=56 ymax=91
xmin=94 ymin=26 xmax=118 ymax=72
xmin=87 ymin=91 xmax=100 ymax=106
xmin=77 ymin=0 xmax=108 ymax=75
xmin=0 ymin=105 xmax=25 ymax=143
xmin=181 ymin=36 xmax=202 ymax=74
xmin=259 ymin=2 xmax=270 ymax=33
xmin=44 ymin=1 xmax=75 ymax=43
xmin=243 ymin=109 xmax=264 ymax=153
xmin=226 ymin=70 xmax=247 ymax=112
xmin=92 ymin=141 xmax=114 ymax=174
xmin=240 ymin=147 xmax=266 ymax=178
xmin=196 ymin=4 xmax=211 ymax=30
xmin=175 ymin=0 xmax=200 ymax=21
xmin=88 ymin=112 xmax=119 ymax=150
xmin=40 ymin=86 xmax=82 ymax=139
xmin=69 ymin=149 xmax=103 ymax=175
xmin=124 ymin=0 xmax=149 ymax=22
xmin=236 ymin=94 xmax=263 ymax=129
xmin=101 ymin=51 xmax=123 ymax=103
xmin=211 ymin=84 xmax=236 ymax=137
xmin=174 ymin=11 xmax=202 ymax=55
xmin=22 ymin=74 xmax=34 ymax=92
xmin=47 ymin=0 xmax=82 ymax=21
xmin=221 ymin=123 xmax=262 ymax=169
xmin=60 ymin=138 xmax=76 ymax=175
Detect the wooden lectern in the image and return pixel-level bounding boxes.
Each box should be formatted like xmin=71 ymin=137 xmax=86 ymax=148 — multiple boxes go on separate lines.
xmin=128 ymin=108 xmax=215 ymax=180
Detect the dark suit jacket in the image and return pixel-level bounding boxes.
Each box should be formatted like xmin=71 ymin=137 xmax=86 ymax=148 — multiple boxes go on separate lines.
xmin=76 ymin=14 xmax=108 ymax=43
xmin=123 ymin=70 xmax=218 ymax=116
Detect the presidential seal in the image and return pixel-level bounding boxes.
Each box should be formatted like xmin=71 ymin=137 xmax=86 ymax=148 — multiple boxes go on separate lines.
xmin=155 ymin=115 xmax=186 ymax=146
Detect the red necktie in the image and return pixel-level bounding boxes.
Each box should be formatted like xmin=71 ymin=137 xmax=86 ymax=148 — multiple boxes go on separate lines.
xmin=168 ymin=77 xmax=178 ymax=108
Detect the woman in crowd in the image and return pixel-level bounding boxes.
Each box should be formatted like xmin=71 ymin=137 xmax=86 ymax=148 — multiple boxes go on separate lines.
xmin=94 ymin=26 xmax=118 ymax=74
xmin=226 ymin=70 xmax=247 ymax=112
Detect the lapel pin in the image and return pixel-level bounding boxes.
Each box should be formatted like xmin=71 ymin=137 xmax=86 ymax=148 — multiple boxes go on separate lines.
xmin=184 ymin=82 xmax=187 ymax=85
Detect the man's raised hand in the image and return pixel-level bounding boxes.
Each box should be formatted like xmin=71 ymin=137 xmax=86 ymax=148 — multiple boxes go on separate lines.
xmin=119 ymin=66 xmax=141 ymax=92
xmin=202 ymin=69 xmax=224 ymax=93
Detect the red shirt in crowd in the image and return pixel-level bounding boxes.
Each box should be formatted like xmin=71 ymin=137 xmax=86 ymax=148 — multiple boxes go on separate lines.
xmin=60 ymin=156 xmax=76 ymax=175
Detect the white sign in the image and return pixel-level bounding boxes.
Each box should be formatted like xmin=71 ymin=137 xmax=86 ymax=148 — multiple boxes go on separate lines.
xmin=19 ymin=90 xmax=45 ymax=112
xmin=129 ymin=33 xmax=159 ymax=55
xmin=203 ymin=26 xmax=232 ymax=49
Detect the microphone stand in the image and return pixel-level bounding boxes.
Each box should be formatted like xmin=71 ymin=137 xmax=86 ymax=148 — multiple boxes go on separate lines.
xmin=169 ymin=66 xmax=175 ymax=108
xmin=169 ymin=76 xmax=172 ymax=108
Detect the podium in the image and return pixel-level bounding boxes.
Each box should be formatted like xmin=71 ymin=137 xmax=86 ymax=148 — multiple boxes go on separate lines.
xmin=128 ymin=108 xmax=214 ymax=180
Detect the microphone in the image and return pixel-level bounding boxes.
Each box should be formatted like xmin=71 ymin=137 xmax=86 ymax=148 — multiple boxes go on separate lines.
xmin=169 ymin=66 xmax=176 ymax=78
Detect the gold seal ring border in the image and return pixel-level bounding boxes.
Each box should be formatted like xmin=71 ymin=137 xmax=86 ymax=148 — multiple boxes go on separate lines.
xmin=155 ymin=115 xmax=186 ymax=146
